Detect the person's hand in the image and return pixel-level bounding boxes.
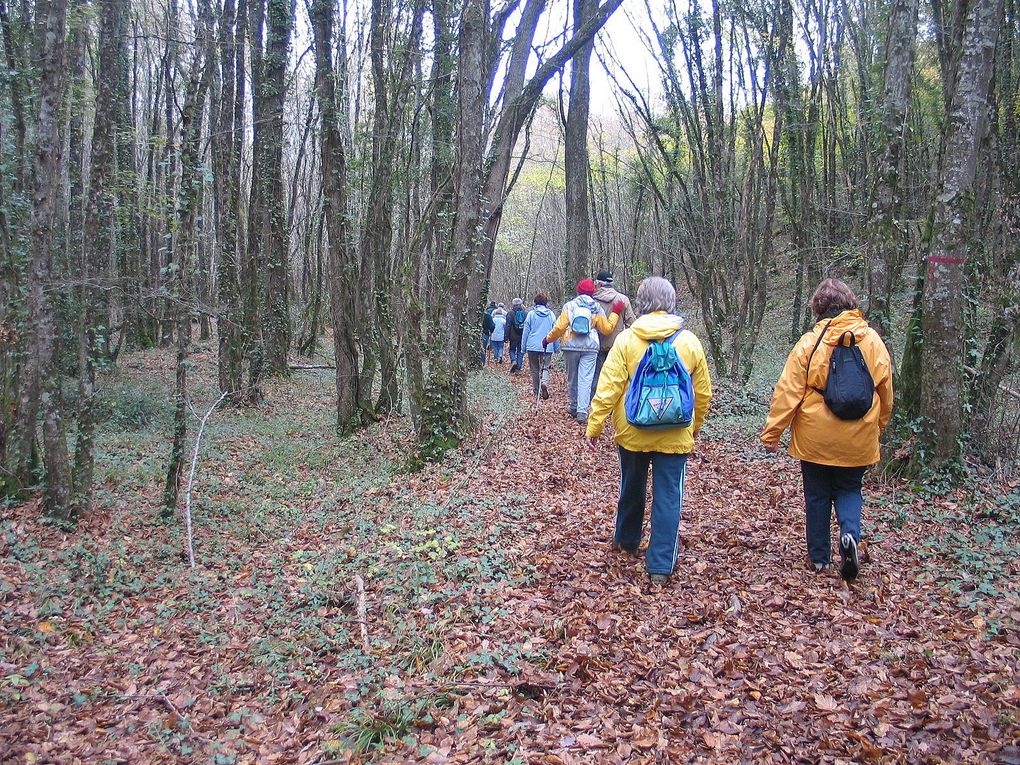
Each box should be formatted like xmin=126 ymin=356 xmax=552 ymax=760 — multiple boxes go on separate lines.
xmin=585 ymin=435 xmax=599 ymax=451
xmin=611 ymin=300 xmax=625 ymax=315
xmin=763 ymin=442 xmax=779 ymax=453
xmin=542 ymin=338 xmax=549 ymax=350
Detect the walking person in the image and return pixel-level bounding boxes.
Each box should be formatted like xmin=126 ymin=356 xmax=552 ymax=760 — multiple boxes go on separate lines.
xmin=507 ymin=298 xmax=527 ymax=373
xmin=521 ymin=293 xmax=558 ymax=402
xmin=544 ymin=279 xmax=625 ymax=425
xmin=480 ymin=301 xmax=497 ymax=365
xmin=761 ymin=278 xmax=893 ymax=582
xmin=490 ymin=304 xmax=508 ymax=364
xmin=586 ymin=277 xmax=712 ymax=584
xmin=591 ymin=270 xmax=636 ymax=400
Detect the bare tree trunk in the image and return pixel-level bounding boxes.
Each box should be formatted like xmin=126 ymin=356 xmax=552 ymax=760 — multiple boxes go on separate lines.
xmin=918 ymin=0 xmax=1005 ymax=461
xmin=311 ymin=0 xmax=363 ymax=435
xmin=163 ymin=6 xmax=212 ymax=516
xmin=563 ymin=0 xmax=596 ymax=290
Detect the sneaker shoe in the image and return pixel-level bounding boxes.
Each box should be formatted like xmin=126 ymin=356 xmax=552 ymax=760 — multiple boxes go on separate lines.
xmin=568 ymin=409 xmax=577 ymax=419
xmin=576 ymin=412 xmax=588 ymax=425
xmin=648 ymin=574 xmax=670 ymax=586
xmin=839 ymin=534 xmax=859 ymax=582
xmin=813 ymin=561 xmax=831 ymax=574
xmin=540 ymin=383 xmax=549 ymax=400
xmin=611 ymin=540 xmax=639 ymax=558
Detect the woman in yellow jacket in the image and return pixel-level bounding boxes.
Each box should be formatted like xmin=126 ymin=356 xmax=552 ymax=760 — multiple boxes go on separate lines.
xmin=586 ymin=277 xmax=713 ymax=584
xmin=761 ymin=279 xmax=893 ymax=582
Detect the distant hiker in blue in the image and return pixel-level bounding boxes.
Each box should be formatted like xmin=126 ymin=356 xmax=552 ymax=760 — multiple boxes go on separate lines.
xmin=490 ymin=303 xmax=509 ymax=363
xmin=507 ymin=298 xmax=527 ymax=373
xmin=521 ymin=293 xmax=558 ymax=401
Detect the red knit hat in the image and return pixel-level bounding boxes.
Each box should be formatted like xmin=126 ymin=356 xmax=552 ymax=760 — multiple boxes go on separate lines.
xmin=577 ymin=279 xmax=596 ymax=296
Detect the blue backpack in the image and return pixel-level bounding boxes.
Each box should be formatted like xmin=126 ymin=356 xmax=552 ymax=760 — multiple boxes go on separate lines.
xmin=625 ymin=330 xmax=695 ymax=429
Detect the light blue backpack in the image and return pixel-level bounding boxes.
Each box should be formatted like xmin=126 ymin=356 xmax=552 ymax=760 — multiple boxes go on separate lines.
xmin=624 ymin=330 xmax=695 ymax=429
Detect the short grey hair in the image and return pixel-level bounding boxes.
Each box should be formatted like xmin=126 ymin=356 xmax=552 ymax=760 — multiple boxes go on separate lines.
xmin=634 ymin=276 xmax=677 ymax=316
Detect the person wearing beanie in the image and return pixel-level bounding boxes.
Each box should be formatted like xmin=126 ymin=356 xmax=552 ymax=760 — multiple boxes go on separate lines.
xmin=544 ymin=279 xmax=626 ymax=424
xmin=507 ymin=297 xmax=527 ymax=373
xmin=591 ymin=270 xmax=637 ymax=401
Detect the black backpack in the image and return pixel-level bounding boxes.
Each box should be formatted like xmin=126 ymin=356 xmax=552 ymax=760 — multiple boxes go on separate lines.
xmin=806 ymin=322 xmax=875 ymax=420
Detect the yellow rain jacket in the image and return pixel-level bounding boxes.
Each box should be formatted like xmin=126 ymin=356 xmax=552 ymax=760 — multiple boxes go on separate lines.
xmin=761 ymin=309 xmax=894 ymax=467
xmin=586 ymin=312 xmax=713 ymax=454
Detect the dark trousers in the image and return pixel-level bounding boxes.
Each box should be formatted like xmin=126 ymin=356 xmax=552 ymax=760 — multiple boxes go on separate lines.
xmin=800 ymin=461 xmax=866 ymax=565
xmin=590 ymin=349 xmax=610 ymax=402
xmin=615 ymin=447 xmax=688 ymax=575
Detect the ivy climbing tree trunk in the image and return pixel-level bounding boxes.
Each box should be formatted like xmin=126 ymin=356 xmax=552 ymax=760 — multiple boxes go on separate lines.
xmin=261 ymin=0 xmax=294 ymax=375
xmin=865 ymin=0 xmax=920 ymax=339
xmin=8 ymin=0 xmax=71 ymax=517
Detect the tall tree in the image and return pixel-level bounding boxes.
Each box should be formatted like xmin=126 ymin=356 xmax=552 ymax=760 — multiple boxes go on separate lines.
xmin=7 ymin=0 xmax=71 ymax=516
xmin=865 ymin=0 xmax=921 ymax=339
xmin=917 ymin=0 xmax=1006 ymax=461
xmin=310 ymin=0 xmax=363 ymax=434
xmin=563 ymin=0 xmax=596 ymax=289
xmin=260 ymin=0 xmax=295 ymax=374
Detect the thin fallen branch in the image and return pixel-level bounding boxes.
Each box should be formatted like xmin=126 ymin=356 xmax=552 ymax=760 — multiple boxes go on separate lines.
xmin=184 ymin=391 xmax=229 ymax=568
xmin=354 ymin=573 xmax=370 ymax=653
xmin=289 ymin=363 xmax=336 ymax=370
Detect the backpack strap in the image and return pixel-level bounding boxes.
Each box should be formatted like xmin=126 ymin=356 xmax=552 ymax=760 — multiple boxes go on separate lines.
xmin=805 ymin=320 xmax=833 ymax=393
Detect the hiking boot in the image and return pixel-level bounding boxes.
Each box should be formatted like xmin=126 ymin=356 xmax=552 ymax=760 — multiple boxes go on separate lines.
xmin=540 ymin=383 xmax=549 ymax=400
xmin=649 ymin=574 xmax=670 ymax=586
xmin=576 ymin=412 xmax=588 ymax=425
xmin=568 ymin=409 xmax=577 ymax=419
xmin=611 ymin=540 xmax=639 ymax=558
xmin=812 ymin=561 xmax=832 ymax=574
xmin=839 ymin=534 xmax=859 ymax=582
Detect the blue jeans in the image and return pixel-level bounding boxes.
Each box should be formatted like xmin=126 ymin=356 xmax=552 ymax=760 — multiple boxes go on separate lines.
xmin=491 ymin=340 xmax=505 ymax=361
xmin=615 ymin=447 xmax=688 ymax=576
xmin=801 ymin=461 xmax=866 ymax=565
xmin=509 ymin=337 xmax=523 ymax=369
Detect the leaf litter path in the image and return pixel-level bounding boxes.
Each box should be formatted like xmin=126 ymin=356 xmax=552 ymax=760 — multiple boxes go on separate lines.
xmin=1 ymin=362 xmax=1017 ymax=764
xmin=414 ymin=370 xmax=1019 ymax=764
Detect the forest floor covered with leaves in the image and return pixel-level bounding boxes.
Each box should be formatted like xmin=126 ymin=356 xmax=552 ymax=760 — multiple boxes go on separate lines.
xmin=2 ymin=346 xmax=1019 ymax=764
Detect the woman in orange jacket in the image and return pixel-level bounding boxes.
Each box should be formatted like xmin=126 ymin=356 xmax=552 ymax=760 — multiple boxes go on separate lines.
xmin=761 ymin=279 xmax=893 ymax=582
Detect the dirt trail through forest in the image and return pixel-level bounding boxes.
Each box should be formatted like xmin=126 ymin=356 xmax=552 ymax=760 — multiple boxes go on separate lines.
xmin=427 ymin=368 xmax=1020 ymax=763
xmin=1 ymin=361 xmax=1018 ymax=764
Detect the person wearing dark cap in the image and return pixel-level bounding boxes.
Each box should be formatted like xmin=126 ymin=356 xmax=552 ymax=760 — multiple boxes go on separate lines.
xmin=544 ymin=279 xmax=625 ymax=424
xmin=592 ymin=270 xmax=636 ymax=400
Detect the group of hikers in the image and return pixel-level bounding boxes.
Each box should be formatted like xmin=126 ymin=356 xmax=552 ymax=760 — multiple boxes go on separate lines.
xmin=483 ymin=273 xmax=893 ymax=586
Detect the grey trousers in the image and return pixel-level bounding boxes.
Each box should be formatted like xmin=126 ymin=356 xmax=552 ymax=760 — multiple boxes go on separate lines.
xmin=528 ymin=351 xmax=552 ymax=396
xmin=565 ymin=350 xmax=598 ymax=415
